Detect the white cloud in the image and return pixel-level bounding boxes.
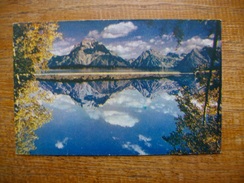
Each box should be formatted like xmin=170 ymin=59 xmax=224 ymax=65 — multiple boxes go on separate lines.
xmin=149 ymin=36 xmax=165 ymax=46
xmin=106 ymin=44 xmax=131 ymax=58
xmin=55 ymin=137 xmax=69 ymax=149
xmin=51 ymin=37 xmax=76 ymax=56
xmin=149 ymin=38 xmax=155 ymax=43
xmin=122 ymin=142 xmax=148 ymax=155
xmin=101 ymin=21 xmax=137 ymax=39
xmin=85 ymin=108 xmax=102 ymax=120
xmin=82 ymin=87 xmax=180 ymax=127
xmin=162 ymin=93 xmax=175 ymax=101
xmin=55 ymin=141 xmax=64 ymax=149
xmin=51 ymin=45 xmax=74 ymax=56
xmin=160 ymin=41 xmax=165 ymax=45
xmin=106 ymin=40 xmax=151 ymax=59
xmin=161 ymin=33 xmax=174 ymax=41
xmin=185 ymin=36 xmax=212 ymax=47
xmin=106 ymin=89 xmax=176 ymax=116
xmin=103 ymin=110 xmax=139 ymax=127
xmin=176 ymin=36 xmax=213 ymax=54
xmin=82 ymin=90 xmax=144 ymax=127
xmin=160 ymin=36 xmax=213 ymax=55
xmin=106 ymin=89 xmax=148 ymax=109
xmin=87 ymin=30 xmax=100 ymax=39
xmin=51 ymin=95 xmax=76 ymax=111
xmin=139 ymin=134 xmax=152 ymax=147
xmin=112 ymin=136 xmax=119 ymax=140
xmin=139 ymin=134 xmax=151 ymax=142
xmin=155 ymin=40 xmax=165 ymax=45
xmin=148 ymin=92 xmax=179 ymax=117
xmin=135 ymin=36 xmax=142 ymax=39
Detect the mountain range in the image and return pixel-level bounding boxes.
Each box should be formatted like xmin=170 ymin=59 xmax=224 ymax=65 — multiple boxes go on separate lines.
xmin=48 ymin=39 xmax=220 ymax=72
xmin=39 ymin=76 xmax=195 ymax=108
xmin=49 ymin=39 xmax=129 ymax=69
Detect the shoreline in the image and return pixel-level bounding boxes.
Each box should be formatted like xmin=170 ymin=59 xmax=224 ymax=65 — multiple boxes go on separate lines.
xmin=35 ymin=71 xmax=193 ymax=81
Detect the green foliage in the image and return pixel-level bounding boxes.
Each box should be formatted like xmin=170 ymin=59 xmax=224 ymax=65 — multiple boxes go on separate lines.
xmin=162 ymin=79 xmax=221 ymax=154
xmin=162 ymin=55 xmax=221 ymax=155
xmin=162 ymin=20 xmax=221 ymax=155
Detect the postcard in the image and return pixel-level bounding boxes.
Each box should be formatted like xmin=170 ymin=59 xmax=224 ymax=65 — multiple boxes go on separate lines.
xmin=13 ymin=19 xmax=221 ymax=155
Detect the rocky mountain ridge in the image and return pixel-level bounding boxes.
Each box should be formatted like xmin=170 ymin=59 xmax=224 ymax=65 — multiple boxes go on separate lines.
xmin=49 ymin=39 xmax=129 ymax=69
xmin=39 ymin=77 xmax=191 ymax=108
xmin=49 ymin=39 xmax=220 ymax=72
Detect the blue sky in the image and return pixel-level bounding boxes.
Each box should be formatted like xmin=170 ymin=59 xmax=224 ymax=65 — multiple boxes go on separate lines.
xmin=51 ymin=20 xmax=218 ymax=59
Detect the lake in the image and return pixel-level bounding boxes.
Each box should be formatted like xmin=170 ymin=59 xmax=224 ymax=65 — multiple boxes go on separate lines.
xmin=29 ymin=76 xmax=195 ymax=155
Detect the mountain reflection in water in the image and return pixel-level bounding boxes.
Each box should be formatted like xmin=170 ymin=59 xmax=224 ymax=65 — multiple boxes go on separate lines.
xmin=30 ymin=76 xmax=195 ymax=155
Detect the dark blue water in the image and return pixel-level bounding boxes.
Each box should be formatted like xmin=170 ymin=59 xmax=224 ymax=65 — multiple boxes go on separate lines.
xmin=30 ymin=77 xmax=193 ymax=155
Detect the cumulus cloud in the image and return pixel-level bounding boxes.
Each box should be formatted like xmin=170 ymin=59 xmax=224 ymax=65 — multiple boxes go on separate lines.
xmin=82 ymin=86 xmax=180 ymax=128
xmin=103 ymin=110 xmax=139 ymax=127
xmin=122 ymin=142 xmax=148 ymax=155
xmin=55 ymin=137 xmax=69 ymax=149
xmin=82 ymin=87 xmax=180 ymax=127
xmin=160 ymin=36 xmax=213 ymax=55
xmin=105 ymin=88 xmax=178 ymax=117
xmin=106 ymin=40 xmax=151 ymax=59
xmin=82 ymin=90 xmax=144 ymax=127
xmin=51 ymin=37 xmax=76 ymax=56
xmin=51 ymin=95 xmax=76 ymax=111
xmin=84 ymin=107 xmax=139 ymax=127
xmin=177 ymin=36 xmax=213 ymax=54
xmin=101 ymin=21 xmax=137 ymax=39
xmin=85 ymin=21 xmax=137 ymax=40
xmin=87 ymin=30 xmax=100 ymax=39
xmin=85 ymin=108 xmax=103 ymax=120
xmin=106 ymin=89 xmax=149 ymax=109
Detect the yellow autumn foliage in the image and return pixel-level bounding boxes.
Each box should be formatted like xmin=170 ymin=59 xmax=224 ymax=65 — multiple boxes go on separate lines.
xmin=14 ymin=22 xmax=61 ymax=73
xmin=13 ymin=22 xmax=61 ymax=154
xmin=15 ymin=79 xmax=54 ymax=154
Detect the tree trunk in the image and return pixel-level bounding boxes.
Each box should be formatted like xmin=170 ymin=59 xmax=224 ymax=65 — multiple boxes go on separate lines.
xmin=202 ymin=21 xmax=221 ymax=125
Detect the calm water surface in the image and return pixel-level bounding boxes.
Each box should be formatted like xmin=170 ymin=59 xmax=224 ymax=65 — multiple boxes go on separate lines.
xmin=30 ymin=76 xmax=194 ymax=155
